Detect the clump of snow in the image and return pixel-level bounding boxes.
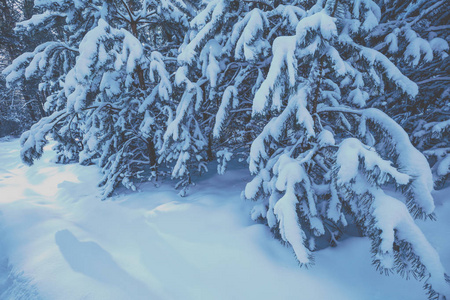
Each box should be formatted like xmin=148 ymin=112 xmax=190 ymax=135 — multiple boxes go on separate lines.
xmin=252 ymin=35 xmax=297 ymax=114
xmin=296 ymin=11 xmax=337 ymax=42
xmin=363 ymin=108 xmax=435 ymax=215
xmin=404 ymin=37 xmax=433 ymax=66
xmin=216 ymin=148 xmax=232 ymax=175
xmin=200 ymin=39 xmax=222 ymax=87
xmin=372 ymin=190 xmax=450 ymax=296
xmin=213 ymin=86 xmax=238 ymax=138
xmin=359 ymin=47 xmax=418 ymax=97
xmin=336 ymin=138 xmax=410 ymax=186
xmin=233 ymin=9 xmax=270 ymax=61
xmin=429 ymin=38 xmax=449 ymax=59
xmin=317 ymin=129 xmax=335 ymax=146
xmin=178 ymin=0 xmax=227 ymax=65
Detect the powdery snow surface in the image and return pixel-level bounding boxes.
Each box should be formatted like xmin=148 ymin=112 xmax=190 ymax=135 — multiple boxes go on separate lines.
xmin=0 ymin=138 xmax=449 ymax=300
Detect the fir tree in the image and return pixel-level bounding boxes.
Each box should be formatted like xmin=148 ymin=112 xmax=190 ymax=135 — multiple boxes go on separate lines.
xmin=172 ymin=0 xmax=449 ymax=297
xmin=3 ymin=0 xmax=191 ymax=197
xmin=0 ymin=0 xmax=48 ymax=136
xmin=162 ymin=0 xmax=307 ymax=194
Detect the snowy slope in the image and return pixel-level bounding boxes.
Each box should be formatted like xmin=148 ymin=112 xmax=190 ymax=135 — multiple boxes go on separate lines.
xmin=0 ymin=138 xmax=448 ymax=300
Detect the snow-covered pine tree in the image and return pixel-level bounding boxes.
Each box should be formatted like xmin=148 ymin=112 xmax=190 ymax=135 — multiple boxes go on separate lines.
xmin=162 ymin=0 xmax=309 ymax=194
xmin=0 ymin=0 xmax=39 ymax=136
xmin=369 ymin=0 xmax=449 ymax=187
xmin=159 ymin=0 xmax=230 ymax=195
xmin=3 ymin=0 xmax=91 ymax=164
xmin=3 ymin=0 xmax=190 ymax=197
xmin=175 ymin=0 xmax=449 ymax=297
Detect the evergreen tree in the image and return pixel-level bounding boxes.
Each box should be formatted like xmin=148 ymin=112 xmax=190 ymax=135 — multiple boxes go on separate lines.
xmin=3 ymin=0 xmax=192 ymax=197
xmin=0 ymin=0 xmax=47 ymax=136
xmin=162 ymin=0 xmax=306 ymax=194
xmin=171 ymin=0 xmax=449 ymax=297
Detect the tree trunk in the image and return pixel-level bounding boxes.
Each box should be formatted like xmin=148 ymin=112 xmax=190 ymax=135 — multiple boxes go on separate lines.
xmin=23 ymin=94 xmax=37 ymax=122
xmin=147 ymin=137 xmax=157 ymax=173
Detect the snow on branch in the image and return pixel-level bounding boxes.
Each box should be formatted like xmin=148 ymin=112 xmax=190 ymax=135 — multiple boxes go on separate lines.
xmin=336 ymin=138 xmax=410 ymax=186
xmin=273 ymin=154 xmax=315 ymax=265
xmin=226 ymin=8 xmax=270 ymax=61
xmin=372 ymin=190 xmax=450 ymax=298
xmin=213 ymin=86 xmax=238 ymax=138
xmin=20 ymin=110 xmax=69 ymax=165
xmin=252 ymin=36 xmax=297 ymax=114
xmin=178 ymin=0 xmax=228 ymax=64
xmin=15 ymin=11 xmax=66 ymax=33
xmin=358 ymin=46 xmax=418 ymax=97
xmin=319 ymin=106 xmax=435 ymax=217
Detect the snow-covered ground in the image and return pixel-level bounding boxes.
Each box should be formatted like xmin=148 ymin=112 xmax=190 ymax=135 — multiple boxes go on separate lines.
xmin=0 ymin=137 xmax=448 ymax=300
